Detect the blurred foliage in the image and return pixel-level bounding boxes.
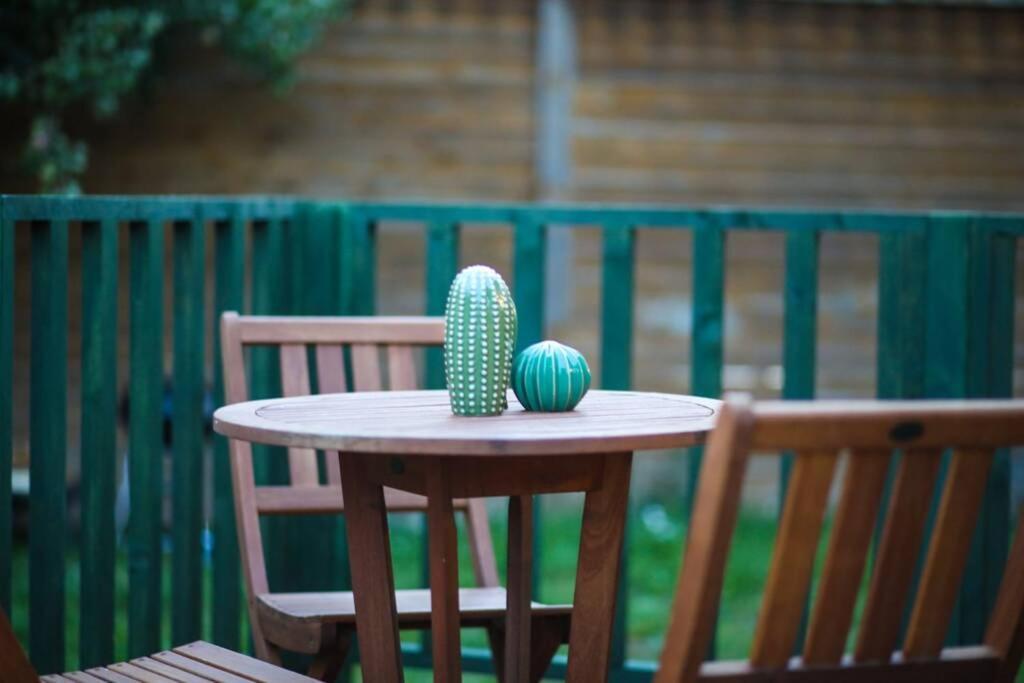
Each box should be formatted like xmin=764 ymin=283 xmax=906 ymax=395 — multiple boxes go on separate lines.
xmin=0 ymin=0 xmax=347 ymax=193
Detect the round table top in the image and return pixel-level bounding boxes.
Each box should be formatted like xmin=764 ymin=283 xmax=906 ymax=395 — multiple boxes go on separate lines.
xmin=213 ymin=389 xmax=720 ymax=457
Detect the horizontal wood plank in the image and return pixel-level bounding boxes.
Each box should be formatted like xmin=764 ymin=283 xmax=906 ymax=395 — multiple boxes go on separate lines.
xmin=258 ymin=587 xmax=571 ymax=624
xmin=235 ymin=316 xmax=444 ymax=345
xmin=173 ymin=642 xmax=315 ymax=683
xmin=147 ymin=652 xmax=253 ymax=683
xmin=750 ymin=401 xmax=1024 ymax=450
xmin=696 ymin=646 xmax=998 ymax=682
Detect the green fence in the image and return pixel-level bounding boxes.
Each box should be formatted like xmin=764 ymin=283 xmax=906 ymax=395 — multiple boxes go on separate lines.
xmin=1 ymin=195 xmax=1020 ymax=679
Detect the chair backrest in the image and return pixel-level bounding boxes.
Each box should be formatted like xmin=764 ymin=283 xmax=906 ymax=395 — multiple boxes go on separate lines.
xmin=220 ymin=313 xmax=500 ymax=651
xmin=656 ymin=398 xmax=1024 ymax=683
xmin=1 ymin=608 xmax=38 ymax=682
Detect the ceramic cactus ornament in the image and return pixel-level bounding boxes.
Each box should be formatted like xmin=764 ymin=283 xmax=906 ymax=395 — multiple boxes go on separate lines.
xmin=444 ymin=265 xmax=518 ymax=416
xmin=512 ymin=340 xmax=592 ymax=412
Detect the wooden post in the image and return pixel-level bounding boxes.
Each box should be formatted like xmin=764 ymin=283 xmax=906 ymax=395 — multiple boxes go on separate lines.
xmin=535 ymin=0 xmax=576 ymax=326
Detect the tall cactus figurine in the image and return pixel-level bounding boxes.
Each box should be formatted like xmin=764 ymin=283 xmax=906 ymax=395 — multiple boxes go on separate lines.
xmin=444 ymin=265 xmax=518 ymax=416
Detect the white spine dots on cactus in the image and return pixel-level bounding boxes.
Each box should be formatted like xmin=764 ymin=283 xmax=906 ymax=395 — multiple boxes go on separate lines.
xmin=443 ymin=265 xmax=517 ymax=416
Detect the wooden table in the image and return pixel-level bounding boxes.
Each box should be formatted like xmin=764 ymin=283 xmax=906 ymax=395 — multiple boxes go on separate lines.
xmin=214 ymin=389 xmax=719 ymax=682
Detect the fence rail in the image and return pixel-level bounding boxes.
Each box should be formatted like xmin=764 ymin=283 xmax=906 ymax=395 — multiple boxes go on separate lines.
xmin=1 ymin=195 xmax=1020 ymax=679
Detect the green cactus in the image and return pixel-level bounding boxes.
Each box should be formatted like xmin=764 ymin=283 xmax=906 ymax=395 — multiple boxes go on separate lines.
xmin=443 ymin=265 xmax=518 ymax=416
xmin=512 ymin=340 xmax=591 ymax=412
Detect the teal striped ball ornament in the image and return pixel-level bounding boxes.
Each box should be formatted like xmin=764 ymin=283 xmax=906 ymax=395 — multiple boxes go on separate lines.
xmin=443 ymin=265 xmax=518 ymax=416
xmin=511 ymin=340 xmax=592 ymax=412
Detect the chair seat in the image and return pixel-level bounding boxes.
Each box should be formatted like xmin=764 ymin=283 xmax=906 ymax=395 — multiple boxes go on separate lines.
xmin=48 ymin=641 xmax=317 ymax=683
xmin=258 ymin=586 xmax=573 ymax=627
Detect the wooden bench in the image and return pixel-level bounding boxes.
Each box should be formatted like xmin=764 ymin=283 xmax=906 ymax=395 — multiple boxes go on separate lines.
xmin=656 ymin=398 xmax=1024 ymax=683
xmin=2 ymin=609 xmax=317 ymax=683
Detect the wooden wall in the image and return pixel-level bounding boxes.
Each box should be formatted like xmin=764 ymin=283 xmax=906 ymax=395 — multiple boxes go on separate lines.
xmin=68 ymin=2 xmax=538 ymax=199
xmin=571 ymin=2 xmax=1024 ymax=209
xmin=7 ymin=0 xmax=1021 ymax=210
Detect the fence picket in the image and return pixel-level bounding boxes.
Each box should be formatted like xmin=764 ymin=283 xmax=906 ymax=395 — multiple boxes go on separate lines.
xmin=687 ymin=218 xmax=725 ymax=515
xmin=171 ymin=218 xmax=206 ymax=644
xmin=513 ymin=215 xmax=547 ymax=602
xmin=0 ymin=203 xmax=11 ymax=616
xmin=30 ymin=219 xmax=68 ymax=673
xmin=128 ymin=219 xmax=165 ymax=657
xmin=79 ymin=218 xmax=119 ymax=667
xmin=601 ymin=220 xmax=635 ymax=670
xmin=211 ymin=213 xmax=245 ymax=650
xmin=425 ymin=220 xmax=459 ymax=389
xmin=779 ymin=225 xmax=820 ymax=654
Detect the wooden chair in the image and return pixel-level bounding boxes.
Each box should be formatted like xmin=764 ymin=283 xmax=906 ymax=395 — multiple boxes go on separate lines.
xmin=656 ymin=397 xmax=1024 ymax=683
xmin=220 ymin=313 xmax=571 ymax=681
xmin=1 ymin=607 xmax=317 ymax=683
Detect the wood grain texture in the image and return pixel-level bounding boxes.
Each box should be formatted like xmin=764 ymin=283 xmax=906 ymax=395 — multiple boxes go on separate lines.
xmin=904 ymin=448 xmax=995 ymax=659
xmin=505 ymin=495 xmax=533 ymax=683
xmin=751 ymin=449 xmax=838 ymax=667
xmin=750 ymin=400 xmax=1024 ymax=450
xmin=130 ymin=656 xmax=209 ymax=683
xmin=566 ymin=453 xmax=633 ymax=682
xmin=313 ymin=344 xmax=346 ymax=485
xmin=466 ymin=499 xmax=501 ymax=588
xmin=83 ymin=667 xmax=137 ymax=683
xmin=236 ymin=316 xmax=445 ymax=345
xmin=173 ymin=641 xmax=317 ymax=682
xmin=656 ymin=398 xmax=1024 ymax=683
xmin=654 ymin=401 xmax=754 ymax=683
xmin=387 ymin=345 xmax=418 ymax=391
xmin=337 ymin=452 xmax=403 ymax=682
xmin=214 ymin=390 xmax=719 ymax=456
xmin=257 ymin=587 xmax=570 ymax=624
xmin=149 ymin=651 xmax=254 ymax=683
xmin=279 ymin=344 xmax=319 ymax=486
xmin=803 ymin=449 xmax=891 ymax=665
xmin=221 ymin=312 xmax=569 ymax=679
xmin=855 ymin=449 xmax=943 ymax=663
xmin=693 ymin=646 xmax=998 ymax=681
xmin=350 ymin=344 xmax=383 ymax=392
xmin=425 ymin=459 xmax=462 ymax=683
xmin=986 ymin=507 xmax=1024 ymax=683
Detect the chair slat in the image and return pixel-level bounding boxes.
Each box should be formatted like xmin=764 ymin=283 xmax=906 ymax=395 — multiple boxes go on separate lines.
xmin=149 ymin=651 xmax=253 ymax=683
xmin=173 ymin=641 xmax=315 ymax=683
xmin=279 ymin=344 xmax=319 ymax=487
xmin=130 ymin=656 xmax=209 ymax=683
xmin=107 ymin=661 xmax=178 ymax=683
xmin=314 ymin=345 xmax=347 ymax=394
xmin=985 ymin=506 xmax=1024 ymax=682
xmin=387 ymin=345 xmax=418 ymax=391
xmin=84 ymin=668 xmax=136 ymax=683
xmin=314 ymin=344 xmax=346 ymax=486
xmin=654 ymin=402 xmax=754 ymax=683
xmin=750 ymin=449 xmax=838 ymax=667
xmin=904 ymin=448 xmax=995 ymax=659
xmin=465 ymin=499 xmax=501 ymax=587
xmin=351 ymin=344 xmax=383 ymax=392
xmin=855 ymin=448 xmax=943 ymax=662
xmin=803 ymin=449 xmax=890 ymax=665
xmin=61 ymin=673 xmax=106 ymax=683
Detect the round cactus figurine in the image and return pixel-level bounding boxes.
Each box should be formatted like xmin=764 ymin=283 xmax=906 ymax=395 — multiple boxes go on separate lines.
xmin=511 ymin=340 xmax=591 ymax=412
xmin=444 ymin=265 xmax=518 ymax=416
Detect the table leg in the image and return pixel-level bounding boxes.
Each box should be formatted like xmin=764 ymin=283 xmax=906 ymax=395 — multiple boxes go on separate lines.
xmin=338 ymin=452 xmax=403 ymax=682
xmin=566 ymin=453 xmax=633 ymax=683
xmin=425 ymin=459 xmax=461 ymax=682
xmin=505 ymin=495 xmax=533 ymax=683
